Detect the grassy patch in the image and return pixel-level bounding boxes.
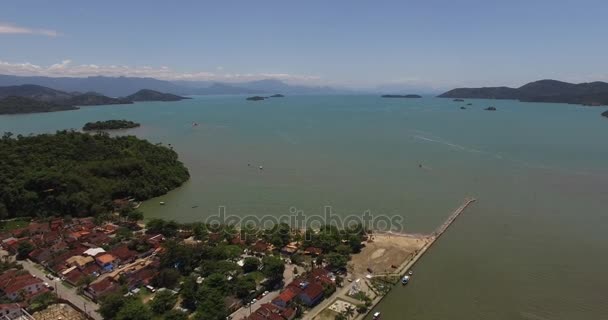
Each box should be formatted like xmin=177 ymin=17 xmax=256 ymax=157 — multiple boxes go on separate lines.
xmin=0 ymin=218 xmax=29 ymax=232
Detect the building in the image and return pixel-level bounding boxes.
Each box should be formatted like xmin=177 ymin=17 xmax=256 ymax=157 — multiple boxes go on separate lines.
xmin=84 ymin=278 xmax=118 ymax=301
xmin=0 ymin=303 xmax=25 ymax=319
xmin=248 ymin=303 xmax=296 ymax=320
xmin=271 ymin=287 xmax=301 ymax=308
xmin=0 ymin=269 xmax=45 ymax=301
xmin=95 ymin=254 xmax=117 ymax=273
xmin=298 ymin=282 xmax=324 ymax=307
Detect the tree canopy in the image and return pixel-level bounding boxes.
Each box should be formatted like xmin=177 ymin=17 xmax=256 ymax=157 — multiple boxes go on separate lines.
xmin=0 ymin=131 xmax=189 ymax=218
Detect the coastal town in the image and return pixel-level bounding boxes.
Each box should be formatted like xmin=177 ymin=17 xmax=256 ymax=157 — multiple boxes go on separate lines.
xmin=0 ymin=198 xmax=475 ymax=320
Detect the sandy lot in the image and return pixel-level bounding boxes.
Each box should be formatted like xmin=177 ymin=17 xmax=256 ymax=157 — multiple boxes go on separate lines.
xmin=349 ymin=233 xmax=427 ymax=277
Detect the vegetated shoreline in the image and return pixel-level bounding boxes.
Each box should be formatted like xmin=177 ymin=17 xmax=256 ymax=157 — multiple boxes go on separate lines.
xmin=83 ymin=119 xmax=141 ymax=131
xmin=0 ymin=85 xmax=190 ymax=115
xmin=0 ymin=130 xmax=189 ymax=219
xmin=438 ymin=79 xmax=608 ymax=106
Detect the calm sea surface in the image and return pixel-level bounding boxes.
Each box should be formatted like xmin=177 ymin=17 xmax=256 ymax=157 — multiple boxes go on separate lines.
xmin=1 ymin=95 xmax=607 ymax=319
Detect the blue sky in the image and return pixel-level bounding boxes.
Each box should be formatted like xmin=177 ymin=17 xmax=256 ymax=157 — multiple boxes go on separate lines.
xmin=1 ymin=0 xmax=607 ymax=90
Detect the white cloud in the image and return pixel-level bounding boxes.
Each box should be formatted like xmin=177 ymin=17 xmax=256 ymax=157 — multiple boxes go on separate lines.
xmin=0 ymin=59 xmax=321 ymax=84
xmin=0 ymin=22 xmax=60 ymax=37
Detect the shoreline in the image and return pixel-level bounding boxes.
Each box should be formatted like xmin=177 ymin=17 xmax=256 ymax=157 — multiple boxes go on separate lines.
xmin=306 ymin=197 xmax=477 ymax=320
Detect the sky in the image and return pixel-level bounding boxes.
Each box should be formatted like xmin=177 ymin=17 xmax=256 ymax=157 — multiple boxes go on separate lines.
xmin=1 ymin=0 xmax=608 ymax=91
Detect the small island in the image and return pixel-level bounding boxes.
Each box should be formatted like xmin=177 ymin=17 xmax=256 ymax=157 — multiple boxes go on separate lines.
xmin=381 ymin=94 xmax=422 ymax=98
xmin=270 ymin=94 xmax=285 ymax=98
xmin=460 ymin=106 xmax=467 ymax=110
xmin=126 ymin=89 xmax=190 ymax=102
xmin=602 ymin=110 xmax=608 ymax=118
xmin=453 ymin=98 xmax=465 ymax=102
xmin=246 ymin=96 xmax=266 ymax=101
xmin=83 ymin=120 xmax=141 ymax=131
xmin=485 ymin=106 xmax=497 ymax=111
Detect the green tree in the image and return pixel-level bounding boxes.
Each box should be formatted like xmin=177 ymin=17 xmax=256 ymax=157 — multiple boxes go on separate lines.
xmin=193 ymin=287 xmax=227 ymax=320
xmin=16 ymin=241 xmax=34 ymax=260
xmin=234 ymin=276 xmax=256 ymax=298
xmin=242 ymin=257 xmax=260 ymax=273
xmin=261 ymin=256 xmax=285 ymax=279
xmin=325 ymin=252 xmax=348 ymax=269
xmin=99 ymin=293 xmax=126 ymax=320
xmin=153 ymin=268 xmax=181 ymax=289
xmin=116 ymin=299 xmax=153 ymax=320
xmin=163 ymin=310 xmax=188 ymax=320
xmin=150 ymin=290 xmax=178 ymax=314
xmin=180 ymin=276 xmax=198 ymax=311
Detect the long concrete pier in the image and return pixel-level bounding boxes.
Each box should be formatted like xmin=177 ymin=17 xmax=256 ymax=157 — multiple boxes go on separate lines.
xmin=306 ymin=197 xmax=477 ymax=320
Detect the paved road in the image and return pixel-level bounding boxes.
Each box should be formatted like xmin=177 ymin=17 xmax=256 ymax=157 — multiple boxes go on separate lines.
xmin=230 ymin=263 xmax=303 ymax=320
xmin=19 ymin=259 xmax=103 ymax=320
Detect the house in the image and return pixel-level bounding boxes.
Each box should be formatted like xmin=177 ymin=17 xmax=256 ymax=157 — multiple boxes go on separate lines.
xmin=66 ymin=255 xmax=95 ymax=269
xmin=145 ymin=234 xmax=164 ymax=248
xmin=0 ymin=303 xmax=26 ymax=319
xmin=83 ymin=248 xmax=106 ymax=257
xmin=298 ymin=282 xmax=324 ymax=307
xmin=0 ymin=269 xmax=45 ymax=301
xmin=248 ymin=303 xmax=296 ymax=320
xmin=95 ymin=254 xmax=117 ymax=273
xmin=108 ymin=245 xmax=137 ymax=265
xmin=82 ymin=231 xmax=111 ymax=247
xmin=252 ymin=241 xmax=270 ymax=254
xmin=272 ymin=287 xmax=301 ymax=308
xmin=27 ymin=221 xmax=50 ymax=235
xmin=28 ymin=248 xmax=52 ymax=264
xmin=304 ymin=247 xmax=323 ymax=256
xmin=280 ymin=242 xmax=299 ymax=255
xmin=85 ymin=278 xmax=118 ymax=301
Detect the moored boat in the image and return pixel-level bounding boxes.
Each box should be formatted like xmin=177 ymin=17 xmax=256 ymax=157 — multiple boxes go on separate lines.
xmin=401 ymin=275 xmax=410 ymax=285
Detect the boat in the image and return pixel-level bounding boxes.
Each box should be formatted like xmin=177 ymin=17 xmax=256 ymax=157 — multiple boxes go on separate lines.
xmin=401 ymin=275 xmax=410 ymax=285
xmin=259 ymin=165 xmax=263 ymax=170
xmin=372 ymin=311 xmax=381 ymax=319
xmin=408 ymin=270 xmax=413 ymax=276
xmin=159 ymin=201 xmax=165 ymax=205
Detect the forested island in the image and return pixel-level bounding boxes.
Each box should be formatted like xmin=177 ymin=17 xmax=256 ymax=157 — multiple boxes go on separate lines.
xmin=439 ymin=79 xmax=608 ymax=106
xmin=381 ymin=94 xmax=422 ymax=98
xmin=83 ymin=120 xmax=141 ymax=131
xmin=246 ymin=96 xmax=266 ymax=101
xmin=0 ymin=131 xmax=189 ymax=218
xmin=603 ymin=110 xmax=608 ymax=118
xmin=0 ymin=85 xmax=189 ymax=115
xmin=126 ymin=89 xmax=190 ymax=102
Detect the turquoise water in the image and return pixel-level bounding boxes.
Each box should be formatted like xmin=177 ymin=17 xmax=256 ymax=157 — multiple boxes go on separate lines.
xmin=1 ymin=95 xmax=607 ymax=319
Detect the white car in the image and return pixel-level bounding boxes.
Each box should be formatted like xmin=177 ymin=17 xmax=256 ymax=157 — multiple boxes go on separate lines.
xmin=262 ymin=291 xmax=269 ymax=296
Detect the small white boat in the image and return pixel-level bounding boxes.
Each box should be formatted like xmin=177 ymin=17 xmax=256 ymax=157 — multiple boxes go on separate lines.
xmin=259 ymin=165 xmax=263 ymax=170
xmin=401 ymin=275 xmax=410 ymax=285
xmin=373 ymin=311 xmax=381 ymax=319
xmin=159 ymin=201 xmax=165 ymax=205
xmin=408 ymin=270 xmax=413 ymax=276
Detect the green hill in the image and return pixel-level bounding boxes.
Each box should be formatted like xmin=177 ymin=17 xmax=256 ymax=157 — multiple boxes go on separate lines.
xmin=0 ymin=131 xmax=189 ymax=218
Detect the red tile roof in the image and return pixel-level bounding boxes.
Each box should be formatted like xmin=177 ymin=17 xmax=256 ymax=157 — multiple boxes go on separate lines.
xmin=301 ymin=282 xmax=324 ymax=300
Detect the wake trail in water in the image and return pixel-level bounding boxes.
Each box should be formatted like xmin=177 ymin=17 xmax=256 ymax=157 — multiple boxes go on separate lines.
xmin=412 ymin=133 xmax=597 ymax=177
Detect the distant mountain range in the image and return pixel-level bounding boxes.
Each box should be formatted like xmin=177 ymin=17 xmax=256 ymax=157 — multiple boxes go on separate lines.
xmin=0 ymin=84 xmax=189 ymax=115
xmin=438 ymin=80 xmax=608 ymax=106
xmin=0 ymin=74 xmax=344 ymax=97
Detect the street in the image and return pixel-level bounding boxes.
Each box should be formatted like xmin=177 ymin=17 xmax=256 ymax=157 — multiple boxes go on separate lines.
xmin=229 ymin=263 xmax=303 ymax=320
xmin=19 ymin=259 xmax=103 ymax=320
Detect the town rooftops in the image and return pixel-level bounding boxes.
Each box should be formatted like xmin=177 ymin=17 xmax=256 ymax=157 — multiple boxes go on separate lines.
xmin=96 ymin=253 xmax=116 ymax=265
xmin=83 ymin=247 xmax=106 ymax=257
xmin=66 ymin=255 xmax=95 ymax=268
